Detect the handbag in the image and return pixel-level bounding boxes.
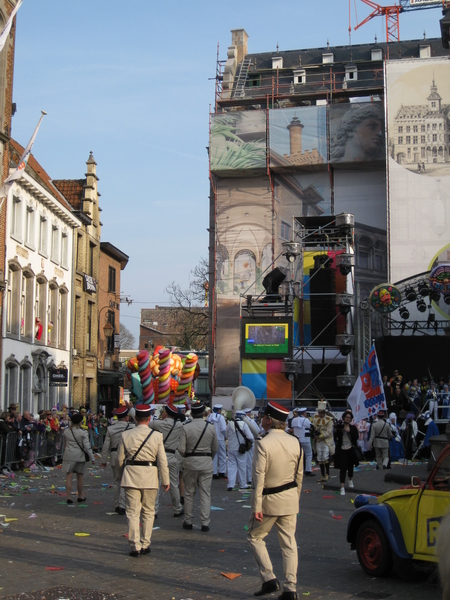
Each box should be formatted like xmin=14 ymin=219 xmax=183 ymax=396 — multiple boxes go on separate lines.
xmin=235 ymin=420 xmax=252 ymax=454
xmin=352 ymin=444 xmax=364 ymax=465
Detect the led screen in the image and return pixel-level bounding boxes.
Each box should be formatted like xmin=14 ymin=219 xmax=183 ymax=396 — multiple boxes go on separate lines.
xmin=242 ymin=318 xmax=292 ymax=359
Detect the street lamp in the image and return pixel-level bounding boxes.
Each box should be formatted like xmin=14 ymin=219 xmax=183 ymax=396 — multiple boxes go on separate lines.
xmin=103 ymin=322 xmax=114 ymax=339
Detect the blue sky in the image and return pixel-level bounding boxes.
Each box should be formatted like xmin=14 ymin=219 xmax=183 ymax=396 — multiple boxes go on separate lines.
xmin=10 ymin=0 xmax=444 ymax=342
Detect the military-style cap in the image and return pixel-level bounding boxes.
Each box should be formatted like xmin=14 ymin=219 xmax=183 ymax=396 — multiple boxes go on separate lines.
xmin=165 ymin=403 xmax=179 ymax=418
xmin=116 ymin=405 xmax=129 ymax=418
xmin=191 ymin=402 xmax=205 ymax=416
xmin=244 ymin=408 xmax=252 ymax=414
xmin=297 ymin=407 xmax=307 ymax=413
xmin=135 ymin=404 xmax=152 ymax=418
xmin=71 ymin=413 xmax=83 ymax=425
xmin=264 ymin=401 xmax=290 ymax=422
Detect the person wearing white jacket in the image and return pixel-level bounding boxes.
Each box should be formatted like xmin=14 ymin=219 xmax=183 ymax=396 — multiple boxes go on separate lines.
xmin=243 ymin=408 xmax=260 ymax=484
xmin=226 ymin=411 xmax=254 ymax=490
xmin=207 ymin=404 xmax=227 ymax=479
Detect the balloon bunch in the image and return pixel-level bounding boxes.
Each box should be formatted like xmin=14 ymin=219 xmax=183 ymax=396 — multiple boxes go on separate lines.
xmin=174 ymin=353 xmax=198 ymax=402
xmin=137 ymin=350 xmax=155 ymax=404
xmin=157 ymin=347 xmax=172 ymax=402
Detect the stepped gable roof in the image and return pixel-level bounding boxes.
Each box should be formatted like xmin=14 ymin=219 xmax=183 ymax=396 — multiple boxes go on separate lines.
xmin=10 ymin=139 xmax=73 ymax=212
xmin=53 ymin=179 xmax=85 ymax=210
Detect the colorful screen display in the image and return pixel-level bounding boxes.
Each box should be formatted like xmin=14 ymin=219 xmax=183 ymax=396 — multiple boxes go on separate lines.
xmin=242 ymin=318 xmax=292 ymax=358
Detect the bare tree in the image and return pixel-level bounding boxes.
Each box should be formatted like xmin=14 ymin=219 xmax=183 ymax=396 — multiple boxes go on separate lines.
xmin=165 ymin=258 xmax=209 ymax=351
xmin=119 ymin=323 xmax=136 ymax=349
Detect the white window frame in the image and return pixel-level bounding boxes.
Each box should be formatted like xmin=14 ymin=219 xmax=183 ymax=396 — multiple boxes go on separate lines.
xmin=51 ymin=222 xmax=59 ymax=263
xmin=322 ymin=53 xmax=334 ymax=64
xmin=371 ymin=49 xmax=382 ymax=61
xmin=11 ymin=195 xmax=22 ymax=241
xmin=293 ymin=69 xmax=306 ymax=85
xmin=419 ymin=45 xmax=431 ymax=58
xmin=272 ymin=56 xmax=283 ymax=69
xmin=61 ymin=230 xmax=69 ymax=269
xmin=345 ymin=66 xmax=358 ymax=81
xmin=39 ymin=214 xmax=48 ymax=257
xmin=25 ymin=204 xmax=35 ymax=249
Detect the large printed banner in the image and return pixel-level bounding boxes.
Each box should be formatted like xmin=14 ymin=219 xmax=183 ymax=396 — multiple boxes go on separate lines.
xmin=386 ymin=59 xmax=450 ymax=285
xmin=269 ymin=106 xmax=327 ymax=171
xmin=330 ymin=102 xmax=385 ymax=167
xmin=241 ymin=358 xmax=291 ymax=399
xmin=348 ymin=345 xmax=386 ymax=423
xmin=210 ymin=111 xmax=266 ymax=176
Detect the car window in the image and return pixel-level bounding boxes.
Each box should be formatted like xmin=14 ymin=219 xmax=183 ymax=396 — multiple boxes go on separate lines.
xmin=430 ymin=453 xmax=450 ymax=492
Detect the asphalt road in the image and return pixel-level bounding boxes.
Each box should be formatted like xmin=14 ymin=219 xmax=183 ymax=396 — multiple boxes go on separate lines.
xmin=0 ymin=460 xmax=442 ymax=600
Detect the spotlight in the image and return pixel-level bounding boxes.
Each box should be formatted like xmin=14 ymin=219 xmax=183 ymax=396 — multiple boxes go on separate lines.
xmin=430 ymin=290 xmax=441 ymax=302
xmin=399 ymin=306 xmax=410 ymax=320
xmin=262 ymin=267 xmax=286 ymax=297
xmin=418 ymin=280 xmax=429 ymax=297
xmin=282 ymin=242 xmax=301 ymax=264
xmin=405 ymin=286 xmax=417 ymax=302
xmin=335 ymin=253 xmax=355 ymax=276
xmin=416 ymin=299 xmax=427 ymax=313
xmin=335 ymin=334 xmax=355 ymax=356
xmin=444 ymin=296 xmax=450 ymax=306
xmin=336 ymin=294 xmax=354 ymax=315
xmin=335 ymin=213 xmax=355 ymax=236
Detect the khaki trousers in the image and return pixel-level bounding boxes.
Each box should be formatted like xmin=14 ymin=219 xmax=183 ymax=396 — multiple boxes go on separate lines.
xmin=182 ymin=468 xmax=213 ymax=526
xmin=167 ymin=454 xmax=183 ymax=514
xmin=247 ymin=513 xmax=298 ymax=593
xmin=124 ymin=488 xmax=157 ymax=552
xmin=374 ymin=446 xmax=389 ymax=468
xmin=111 ymin=463 xmax=125 ymax=509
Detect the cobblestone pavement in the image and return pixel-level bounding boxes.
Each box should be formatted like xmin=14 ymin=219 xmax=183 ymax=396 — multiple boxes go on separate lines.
xmin=0 ymin=460 xmax=442 ymax=600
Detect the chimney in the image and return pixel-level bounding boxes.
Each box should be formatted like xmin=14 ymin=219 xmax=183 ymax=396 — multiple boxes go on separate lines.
xmin=231 ymin=29 xmax=249 ymax=64
xmin=287 ymin=117 xmax=304 ymax=156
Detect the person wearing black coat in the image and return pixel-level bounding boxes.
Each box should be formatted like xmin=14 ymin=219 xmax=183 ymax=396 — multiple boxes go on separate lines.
xmin=334 ymin=410 xmax=359 ymax=496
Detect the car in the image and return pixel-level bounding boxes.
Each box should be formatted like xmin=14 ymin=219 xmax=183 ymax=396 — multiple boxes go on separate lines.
xmin=347 ymin=443 xmax=450 ymax=577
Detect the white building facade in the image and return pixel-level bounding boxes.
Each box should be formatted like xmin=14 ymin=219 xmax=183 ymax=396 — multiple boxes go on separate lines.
xmin=2 ymin=158 xmax=80 ymax=413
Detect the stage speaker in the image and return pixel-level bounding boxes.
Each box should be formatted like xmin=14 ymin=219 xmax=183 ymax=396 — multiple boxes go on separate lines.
xmin=309 ymin=264 xmax=336 ymax=346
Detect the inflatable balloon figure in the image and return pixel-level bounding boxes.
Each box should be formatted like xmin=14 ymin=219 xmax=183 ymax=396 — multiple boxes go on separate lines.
xmin=137 ymin=350 xmax=155 ymax=404
xmin=174 ymin=353 xmax=199 ymax=402
xmin=157 ymin=348 xmax=172 ymax=402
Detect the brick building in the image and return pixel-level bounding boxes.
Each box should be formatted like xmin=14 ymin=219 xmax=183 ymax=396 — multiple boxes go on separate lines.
xmin=54 ymin=153 xmax=101 ymax=410
xmin=140 ymin=305 xmax=208 ymax=352
xmin=97 ymin=241 xmax=128 ymax=414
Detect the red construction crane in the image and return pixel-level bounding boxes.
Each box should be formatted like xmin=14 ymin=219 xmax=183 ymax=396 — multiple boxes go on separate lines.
xmin=354 ymin=0 xmax=450 ymax=44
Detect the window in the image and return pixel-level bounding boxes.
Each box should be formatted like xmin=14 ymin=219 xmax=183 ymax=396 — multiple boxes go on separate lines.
xmin=432 ymin=124 xmax=437 ymax=130
xmin=421 ymin=125 xmax=426 ymax=132
xmin=35 ymin=277 xmax=47 ymax=341
xmin=108 ymin=266 xmax=116 ymax=293
xmin=11 ymin=196 xmax=22 ymax=240
xmin=89 ymin=242 xmax=96 ymax=276
xmin=51 ymin=224 xmax=59 ymax=263
xmin=280 ymin=221 xmax=291 ymax=240
xmin=293 ymin=69 xmax=306 ymax=85
xmin=322 ymin=53 xmax=334 ymax=64
xmin=107 ymin=310 xmax=115 ymax=354
xmin=413 ymin=126 xmax=418 ymax=133
xmin=419 ymin=45 xmax=431 ymax=58
xmin=358 ymin=251 xmax=369 ymax=269
xmin=432 ymin=101 xmax=436 ymax=108
xmin=371 ymin=48 xmax=382 ymax=60
xmin=406 ymin=126 xmax=410 ymax=133
xmin=76 ymin=233 xmax=83 ymax=271
xmin=421 ymin=136 xmax=426 ymax=143
xmin=25 ymin=205 xmax=35 ymax=248
xmin=19 ymin=365 xmax=31 ymax=413
xmin=398 ymin=126 xmax=403 ymax=133
xmin=4 ymin=363 xmax=18 ymax=408
xmin=272 ymin=56 xmax=283 ymax=69
xmin=433 ymin=134 xmax=438 ymax=142
xmin=48 ymin=284 xmax=58 ymax=346
xmin=39 ymin=215 xmax=48 ymax=256
xmin=345 ymin=66 xmax=357 ymax=81
xmin=374 ymin=254 xmax=385 ymax=271
xmin=248 ymin=75 xmax=261 ymax=87
xmin=74 ymin=296 xmax=81 ymax=351
xmin=406 ymin=136 xmax=411 ymax=144
xmin=7 ymin=266 xmax=21 ymax=336
xmin=87 ymin=301 xmax=94 ymax=352
xmin=398 ymin=137 xmax=403 ymax=144
xmin=413 ymin=136 xmax=418 ymax=144
xmin=59 ymin=289 xmax=68 ymax=349
xmin=61 ymin=231 xmax=68 ymax=269
xmin=20 ymin=273 xmax=34 ymax=339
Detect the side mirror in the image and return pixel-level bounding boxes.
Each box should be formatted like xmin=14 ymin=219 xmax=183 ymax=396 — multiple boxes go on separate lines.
xmin=411 ymin=476 xmax=422 ymax=488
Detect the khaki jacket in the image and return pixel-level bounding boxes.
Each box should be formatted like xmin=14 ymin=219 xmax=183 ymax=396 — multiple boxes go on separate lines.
xmin=63 ymin=426 xmax=94 ymax=463
xmin=117 ymin=425 xmax=169 ymax=489
xmin=369 ymin=418 xmax=393 ymax=448
xmin=251 ymin=429 xmax=303 ymax=516
xmin=178 ymin=418 xmax=218 ymax=471
xmin=101 ymin=420 xmax=135 ymax=467
xmin=149 ymin=418 xmax=183 ymax=455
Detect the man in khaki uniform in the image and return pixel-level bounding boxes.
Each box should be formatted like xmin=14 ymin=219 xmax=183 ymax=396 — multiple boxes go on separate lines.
xmin=100 ymin=405 xmax=134 ymax=514
xmin=177 ymin=401 xmax=218 ymax=532
xmin=149 ymin=402 xmax=184 ymax=517
xmin=117 ymin=404 xmax=170 ymax=557
xmin=312 ymin=400 xmax=335 ymax=482
xmin=368 ymin=408 xmax=393 ymax=469
xmin=247 ymin=401 xmax=303 ymax=600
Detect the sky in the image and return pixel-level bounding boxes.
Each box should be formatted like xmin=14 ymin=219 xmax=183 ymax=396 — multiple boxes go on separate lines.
xmin=10 ymin=0 xmax=445 ymax=343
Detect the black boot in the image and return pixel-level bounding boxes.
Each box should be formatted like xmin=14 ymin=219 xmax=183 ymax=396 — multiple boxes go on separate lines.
xmin=254 ymin=578 xmax=280 ymax=596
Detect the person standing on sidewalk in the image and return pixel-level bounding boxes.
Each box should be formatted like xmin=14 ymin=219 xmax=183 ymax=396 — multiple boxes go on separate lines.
xmin=368 ymin=408 xmax=393 ymax=469
xmin=178 ymin=401 xmax=218 ymax=532
xmin=117 ymin=404 xmax=170 ymax=557
xmin=149 ymin=402 xmax=184 ymax=518
xmin=334 ymin=410 xmax=358 ymax=495
xmin=63 ymin=413 xmax=95 ymax=505
xmin=247 ymin=401 xmax=303 ymax=600
xmin=312 ymin=401 xmax=335 ymax=482
xmin=100 ymin=405 xmax=134 ymax=515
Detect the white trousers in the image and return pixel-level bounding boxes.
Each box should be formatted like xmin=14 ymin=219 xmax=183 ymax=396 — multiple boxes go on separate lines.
xmin=227 ymin=450 xmax=248 ymax=489
xmin=246 ymin=446 xmax=254 ymax=483
xmin=212 ymin=440 xmax=227 ymax=475
xmin=300 ymin=440 xmax=312 ymax=472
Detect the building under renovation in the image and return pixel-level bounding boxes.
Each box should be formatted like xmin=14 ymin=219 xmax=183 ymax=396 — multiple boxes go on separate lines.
xmin=208 ymin=28 xmax=450 ymax=405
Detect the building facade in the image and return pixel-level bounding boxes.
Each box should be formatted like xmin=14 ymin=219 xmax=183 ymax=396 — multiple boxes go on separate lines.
xmin=54 ymin=153 xmax=101 ymax=410
xmin=2 ymin=140 xmax=80 ymax=412
xmin=97 ymin=241 xmax=128 ymax=414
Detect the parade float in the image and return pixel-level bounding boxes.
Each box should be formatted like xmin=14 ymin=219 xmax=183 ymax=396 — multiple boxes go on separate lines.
xmin=125 ymin=346 xmax=199 ymax=406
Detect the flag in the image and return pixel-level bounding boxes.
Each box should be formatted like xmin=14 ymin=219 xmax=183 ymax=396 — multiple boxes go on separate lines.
xmin=347 ymin=344 xmax=386 ymax=423
xmin=0 ymin=110 xmax=47 ymax=203
xmin=0 ymin=0 xmax=23 ymax=53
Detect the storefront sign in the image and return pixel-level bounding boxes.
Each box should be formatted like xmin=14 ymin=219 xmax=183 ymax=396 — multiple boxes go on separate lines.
xmin=83 ymin=274 xmax=97 ymax=293
xmin=49 ymin=367 xmax=68 ymax=387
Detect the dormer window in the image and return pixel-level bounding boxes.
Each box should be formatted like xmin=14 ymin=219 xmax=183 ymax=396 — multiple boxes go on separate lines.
xmin=272 ymin=56 xmax=283 ymax=69
xmin=371 ymin=48 xmax=382 ymax=61
xmin=322 ymin=53 xmax=334 ymax=64
xmin=293 ymin=69 xmax=306 ymax=84
xmin=419 ymin=45 xmax=431 ymax=58
xmin=345 ymin=65 xmax=358 ymax=81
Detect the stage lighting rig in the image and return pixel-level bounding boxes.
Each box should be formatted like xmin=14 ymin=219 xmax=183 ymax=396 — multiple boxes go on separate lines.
xmin=416 ymin=298 xmax=427 ymax=313
xmin=335 ymin=253 xmax=355 ymax=276
xmin=282 ymin=241 xmax=302 ymax=264
xmin=399 ymin=306 xmax=410 ymax=320
xmin=405 ymin=286 xmax=417 ymax=302
xmin=418 ymin=280 xmax=430 ymax=297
